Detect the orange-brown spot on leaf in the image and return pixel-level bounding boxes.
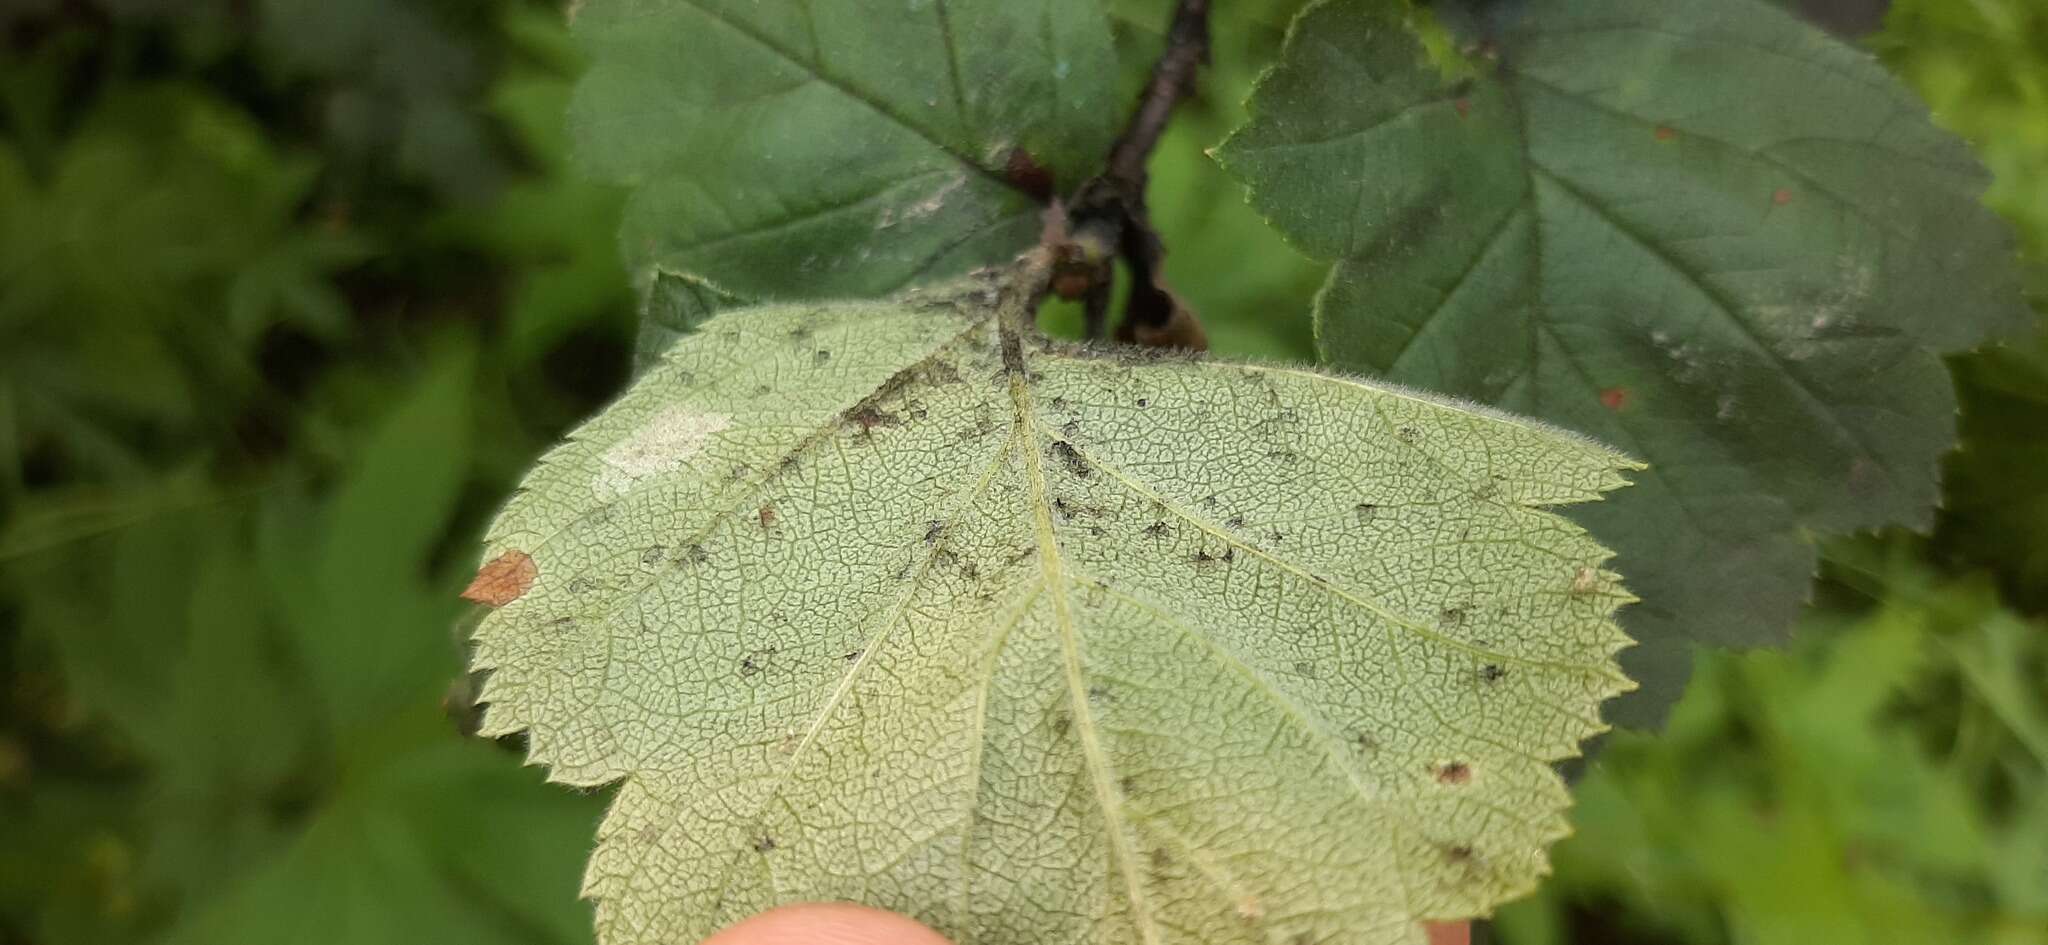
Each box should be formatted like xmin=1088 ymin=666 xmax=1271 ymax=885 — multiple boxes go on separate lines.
xmin=463 ymin=551 xmax=537 ymax=607
xmin=1773 ymin=187 xmax=1794 ymax=206
xmin=1454 ymin=97 xmax=1472 ymax=119
xmin=1599 ymin=387 xmax=1630 ymax=411
xmin=1425 ymin=922 xmax=1472 ymax=945
xmin=1654 ymin=124 xmax=1676 ymax=141
xmin=1433 ymin=761 xmax=1473 ymax=786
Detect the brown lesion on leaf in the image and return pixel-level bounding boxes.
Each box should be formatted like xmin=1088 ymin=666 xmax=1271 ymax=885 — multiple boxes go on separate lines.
xmin=921 ymin=360 xmax=966 ymax=386
xmin=1048 ymin=440 xmax=1091 ymax=478
xmin=462 ymin=550 xmax=538 ymax=606
xmin=1432 ymin=760 xmax=1473 ymax=786
xmin=845 ymin=405 xmax=901 ymax=437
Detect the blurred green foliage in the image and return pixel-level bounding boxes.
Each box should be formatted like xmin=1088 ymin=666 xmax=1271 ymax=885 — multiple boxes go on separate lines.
xmin=1497 ymin=560 xmax=2048 ymax=945
xmin=1 ymin=3 xmax=630 ymax=943
xmin=0 ymin=1 xmax=2043 ymax=944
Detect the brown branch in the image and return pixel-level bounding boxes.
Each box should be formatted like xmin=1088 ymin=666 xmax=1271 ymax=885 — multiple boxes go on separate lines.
xmin=1108 ymin=0 xmax=1211 ymax=193
xmin=1052 ymin=0 xmax=1211 ymax=350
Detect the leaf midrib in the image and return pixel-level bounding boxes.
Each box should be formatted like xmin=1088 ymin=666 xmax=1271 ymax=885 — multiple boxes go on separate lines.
xmin=1007 ymin=364 xmax=1163 ymax=945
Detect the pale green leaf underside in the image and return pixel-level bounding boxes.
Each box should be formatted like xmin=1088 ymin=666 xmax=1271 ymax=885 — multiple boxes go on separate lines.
xmin=471 ymin=299 xmax=1638 ymax=945
xmin=569 ymin=0 xmax=1119 ymax=302
xmin=1216 ymin=0 xmax=2032 ymax=726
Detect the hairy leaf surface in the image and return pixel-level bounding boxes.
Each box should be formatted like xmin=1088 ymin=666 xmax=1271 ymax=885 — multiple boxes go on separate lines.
xmin=1216 ymin=0 xmax=2033 ymax=725
xmin=635 ymin=268 xmax=743 ymax=371
xmin=569 ymin=0 xmax=1119 ymax=302
xmin=471 ymin=297 xmax=1638 ymax=945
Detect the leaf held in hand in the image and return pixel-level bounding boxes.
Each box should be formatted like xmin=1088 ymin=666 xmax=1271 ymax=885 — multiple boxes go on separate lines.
xmin=470 ymin=295 xmax=1639 ymax=945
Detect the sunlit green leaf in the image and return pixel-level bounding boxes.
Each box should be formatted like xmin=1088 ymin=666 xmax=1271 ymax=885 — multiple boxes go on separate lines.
xmin=471 ymin=296 xmax=1637 ymax=945
xmin=1216 ymin=0 xmax=2033 ymax=725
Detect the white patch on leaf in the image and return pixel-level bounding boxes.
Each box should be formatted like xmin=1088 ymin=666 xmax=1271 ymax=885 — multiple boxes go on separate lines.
xmin=593 ymin=406 xmax=729 ymax=498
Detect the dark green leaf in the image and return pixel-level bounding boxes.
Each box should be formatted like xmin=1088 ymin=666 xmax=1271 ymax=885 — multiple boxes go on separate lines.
xmin=569 ymin=0 xmax=1121 ymax=302
xmin=1216 ymin=0 xmax=2033 ymax=725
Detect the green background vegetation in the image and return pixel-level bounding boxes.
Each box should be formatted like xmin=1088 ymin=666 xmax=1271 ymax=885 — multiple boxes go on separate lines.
xmin=0 ymin=1 xmax=2041 ymax=943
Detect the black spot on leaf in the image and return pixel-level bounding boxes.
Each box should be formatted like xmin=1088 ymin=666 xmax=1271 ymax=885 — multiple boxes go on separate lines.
xmin=1048 ymin=440 xmax=1090 ymax=478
